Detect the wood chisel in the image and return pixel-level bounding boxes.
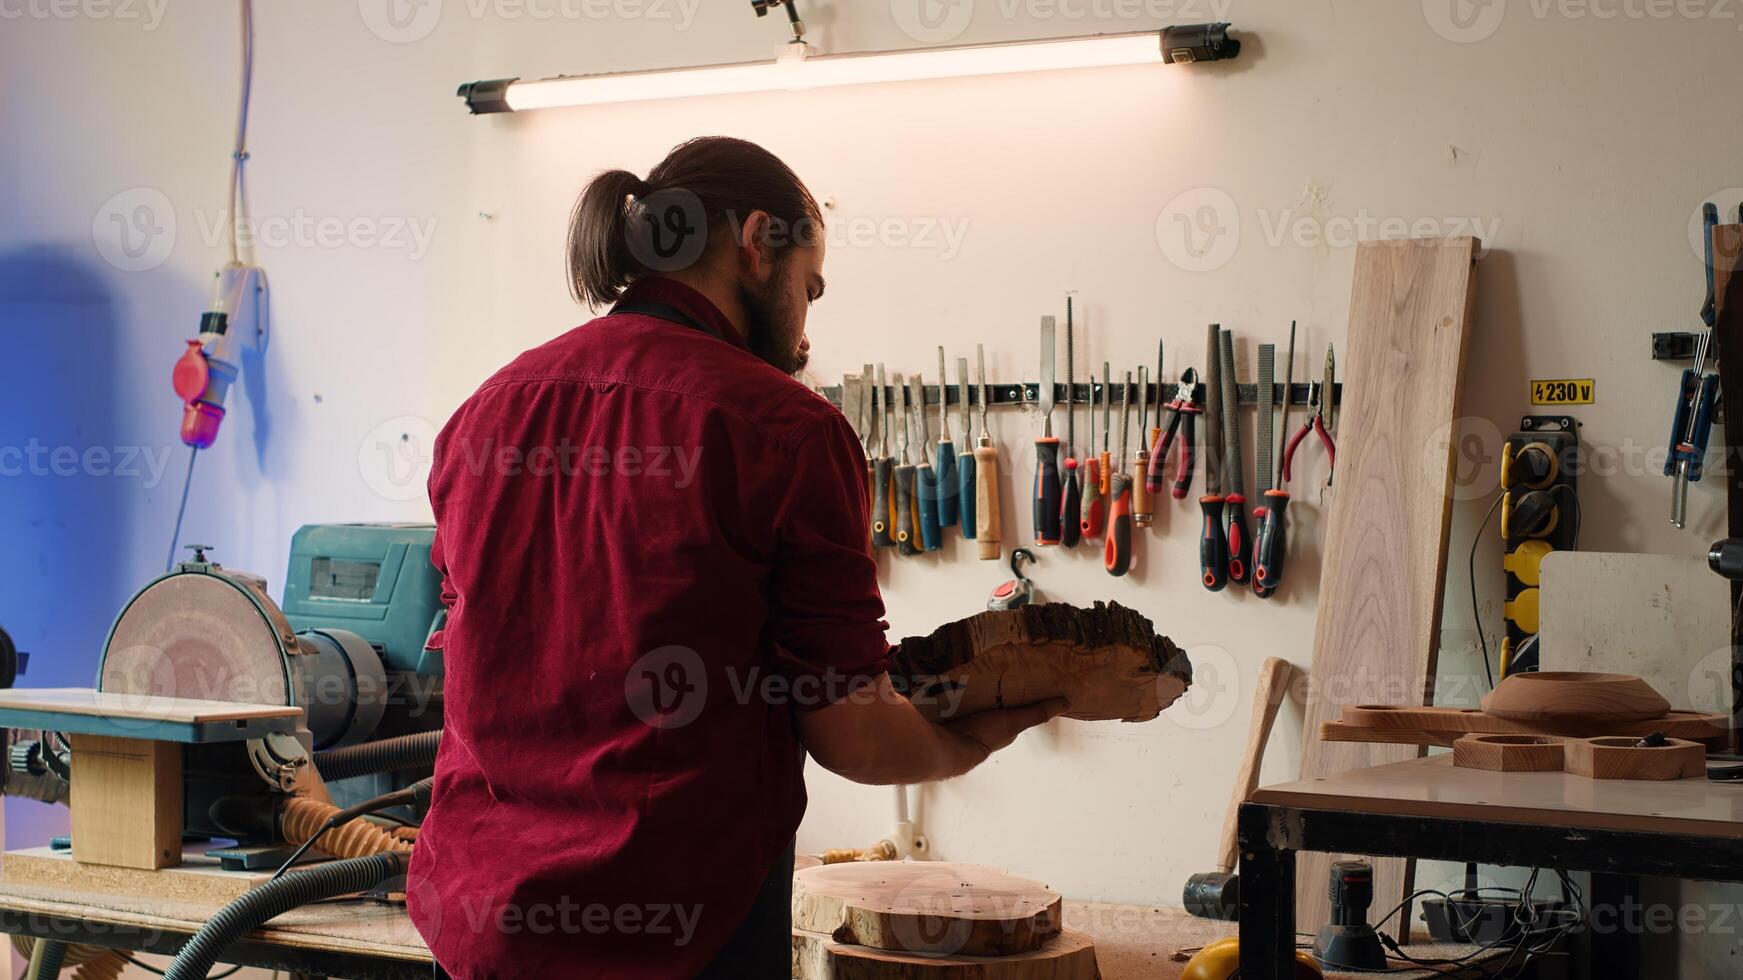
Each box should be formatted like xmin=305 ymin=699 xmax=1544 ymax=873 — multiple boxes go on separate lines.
xmin=1105 ymin=370 xmax=1135 ymax=577
xmin=1060 ymin=298 xmax=1082 ymax=548
xmin=1219 ymin=329 xmax=1251 ymax=585
xmin=934 ymin=347 xmax=959 ymax=531
xmin=892 ymin=372 xmax=917 ymax=555
xmin=1252 ymin=343 xmax=1277 ymax=599
xmin=871 ymin=364 xmax=895 ymax=548
xmin=1099 ymin=361 xmax=1112 ymax=499
xmin=1081 ymin=360 xmax=1104 ymax=540
xmin=1033 ymin=316 xmax=1062 ymax=546
xmin=856 ymin=365 xmax=875 ymax=516
xmin=1199 ymin=324 xmax=1228 ymax=592
xmin=957 ymin=356 xmax=977 ymax=540
xmin=1133 ymin=364 xmax=1154 ymax=527
xmin=973 ymin=345 xmax=1002 ymax=560
xmin=913 ymin=373 xmax=942 ymax=552
xmin=843 ymin=372 xmax=866 ymax=512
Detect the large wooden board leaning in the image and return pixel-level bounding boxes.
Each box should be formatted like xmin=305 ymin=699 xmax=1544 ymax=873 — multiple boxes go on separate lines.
xmin=889 ymin=603 xmax=1190 ymax=723
xmin=1296 ymin=236 xmax=1480 ymax=932
xmin=793 ymin=863 xmax=1062 ymax=957
xmin=791 ymin=929 xmax=1099 ymax=980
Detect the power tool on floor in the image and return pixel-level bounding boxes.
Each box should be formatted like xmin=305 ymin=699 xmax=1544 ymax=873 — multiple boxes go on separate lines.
xmin=1312 ymin=860 xmax=1387 ymax=971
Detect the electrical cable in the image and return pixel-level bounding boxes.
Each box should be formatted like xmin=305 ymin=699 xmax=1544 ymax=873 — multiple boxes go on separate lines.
xmin=164 ymin=447 xmax=199 ymax=572
xmin=1468 ymin=491 xmax=1506 ymax=690
xmin=227 ymin=0 xmax=256 ymax=267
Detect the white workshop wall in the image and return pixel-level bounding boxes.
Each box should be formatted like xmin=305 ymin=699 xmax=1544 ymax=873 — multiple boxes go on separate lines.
xmin=4 ymin=0 xmax=1742 ymax=962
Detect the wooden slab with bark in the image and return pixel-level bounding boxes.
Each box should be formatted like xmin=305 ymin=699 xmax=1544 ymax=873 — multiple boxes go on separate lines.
xmin=791 ymin=928 xmax=1099 ymax=980
xmin=888 ymin=602 xmax=1190 ymax=723
xmin=793 ymin=863 xmax=1062 ymax=957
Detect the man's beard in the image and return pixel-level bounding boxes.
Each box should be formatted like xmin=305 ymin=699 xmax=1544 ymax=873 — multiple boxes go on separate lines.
xmin=740 ymin=264 xmax=807 ymax=375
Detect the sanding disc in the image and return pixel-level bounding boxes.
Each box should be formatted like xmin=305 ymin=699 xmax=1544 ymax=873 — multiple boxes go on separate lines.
xmin=102 ymin=571 xmax=292 ymax=708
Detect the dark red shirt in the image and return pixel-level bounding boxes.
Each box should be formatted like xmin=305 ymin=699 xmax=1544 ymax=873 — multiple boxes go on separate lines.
xmin=408 ymin=278 xmax=890 ymax=978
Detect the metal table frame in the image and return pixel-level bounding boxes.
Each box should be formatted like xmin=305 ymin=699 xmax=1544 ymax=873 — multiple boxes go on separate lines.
xmin=1236 ymin=800 xmax=1743 ymax=979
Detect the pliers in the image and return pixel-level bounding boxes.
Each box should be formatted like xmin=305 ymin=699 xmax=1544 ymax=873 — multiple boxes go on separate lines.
xmin=1147 ymin=367 xmax=1201 ymax=500
xmin=1282 ymin=346 xmax=1337 ymax=485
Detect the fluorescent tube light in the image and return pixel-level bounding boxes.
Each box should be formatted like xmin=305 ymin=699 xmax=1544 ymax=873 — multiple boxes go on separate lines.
xmin=457 ymin=24 xmax=1238 ymax=115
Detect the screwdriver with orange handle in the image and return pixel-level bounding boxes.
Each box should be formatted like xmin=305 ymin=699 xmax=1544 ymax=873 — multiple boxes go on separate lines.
xmin=1081 ymin=364 xmax=1105 ymax=539
xmin=1106 ymin=370 xmax=1135 ymax=577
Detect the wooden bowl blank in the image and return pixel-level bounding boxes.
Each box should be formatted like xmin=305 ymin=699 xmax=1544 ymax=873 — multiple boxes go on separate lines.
xmin=1480 ymin=672 xmax=1670 ymax=725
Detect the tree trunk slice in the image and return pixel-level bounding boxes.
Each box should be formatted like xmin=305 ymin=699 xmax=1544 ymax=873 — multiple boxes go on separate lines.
xmin=793 ymin=862 xmax=1062 ymax=957
xmin=791 ymin=928 xmax=1099 ymax=980
xmin=888 ymin=602 xmax=1190 ymax=723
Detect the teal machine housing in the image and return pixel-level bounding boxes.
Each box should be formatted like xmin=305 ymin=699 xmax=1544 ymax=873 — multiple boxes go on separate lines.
xmin=282 ymin=523 xmax=446 ymax=677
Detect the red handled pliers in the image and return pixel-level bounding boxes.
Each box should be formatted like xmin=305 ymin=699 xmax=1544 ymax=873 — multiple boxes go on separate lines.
xmin=1147 ymin=368 xmax=1201 ymax=500
xmin=1281 ymin=346 xmax=1337 ymax=485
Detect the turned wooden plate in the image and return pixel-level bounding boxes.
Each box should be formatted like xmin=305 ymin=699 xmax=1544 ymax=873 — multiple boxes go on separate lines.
xmin=1480 ymin=672 xmax=1670 ymax=725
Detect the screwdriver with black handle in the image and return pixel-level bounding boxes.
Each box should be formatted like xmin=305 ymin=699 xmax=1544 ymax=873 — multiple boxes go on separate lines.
xmin=935 ymin=347 xmax=959 ymax=532
xmin=1199 ymin=324 xmax=1228 ymax=592
xmin=870 ymin=364 xmax=895 ymax=548
xmin=892 ymin=372 xmax=918 ymax=555
xmin=1254 ymin=322 xmax=1296 ymax=595
xmin=1060 ymin=298 xmax=1082 ymax=547
xmin=1105 ymin=370 xmax=1135 ymax=577
xmin=1033 ymin=316 xmax=1062 ymax=546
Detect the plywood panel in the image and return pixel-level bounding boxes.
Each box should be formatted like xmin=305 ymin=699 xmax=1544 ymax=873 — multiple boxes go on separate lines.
xmin=1295 ymin=237 xmax=1479 ymax=933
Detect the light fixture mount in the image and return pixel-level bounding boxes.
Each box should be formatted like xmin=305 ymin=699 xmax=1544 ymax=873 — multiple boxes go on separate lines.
xmin=458 ymin=22 xmax=1241 ymax=115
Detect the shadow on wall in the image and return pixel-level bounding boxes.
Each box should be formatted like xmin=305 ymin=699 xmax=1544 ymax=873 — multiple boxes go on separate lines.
xmin=0 ymin=245 xmax=140 ymax=848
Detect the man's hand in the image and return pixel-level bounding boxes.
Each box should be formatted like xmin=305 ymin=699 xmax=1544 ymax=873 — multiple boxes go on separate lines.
xmin=798 ymin=674 xmax=1069 ymax=786
xmin=944 ymin=698 xmax=1071 ymax=762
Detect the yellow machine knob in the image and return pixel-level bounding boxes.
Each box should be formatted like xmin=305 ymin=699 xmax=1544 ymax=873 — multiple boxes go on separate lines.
xmin=1181 ymin=937 xmax=1325 ymax=980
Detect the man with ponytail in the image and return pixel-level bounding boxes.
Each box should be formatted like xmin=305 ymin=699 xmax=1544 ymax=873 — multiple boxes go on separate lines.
xmin=411 ymin=137 xmax=1064 ymax=978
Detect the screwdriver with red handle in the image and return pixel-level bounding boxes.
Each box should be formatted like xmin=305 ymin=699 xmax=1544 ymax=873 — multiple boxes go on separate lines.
xmin=1106 ymin=370 xmax=1135 ymax=577
xmin=1081 ymin=362 xmax=1105 ymax=539
xmin=1199 ymin=324 xmax=1228 ymax=592
xmin=1060 ymin=299 xmax=1082 ymax=547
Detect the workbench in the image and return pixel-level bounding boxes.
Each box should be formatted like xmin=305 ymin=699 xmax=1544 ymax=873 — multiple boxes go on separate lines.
xmin=0 ymin=872 xmax=1497 ymax=979
xmin=1238 ymin=754 xmax=1743 ymax=979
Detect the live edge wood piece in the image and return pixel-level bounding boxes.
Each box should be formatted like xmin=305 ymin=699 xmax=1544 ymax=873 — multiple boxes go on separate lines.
xmin=790 ymin=929 xmax=1099 ymax=980
xmin=1295 ymin=236 xmax=1480 ymax=933
xmin=792 ymin=862 xmax=1063 ymax=957
xmin=888 ymin=602 xmax=1190 ymax=724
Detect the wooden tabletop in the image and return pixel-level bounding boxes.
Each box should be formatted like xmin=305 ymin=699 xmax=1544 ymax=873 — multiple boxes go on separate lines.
xmin=1251 ymin=754 xmax=1743 ymax=839
xmin=0 ymin=688 xmax=303 ymax=743
xmin=0 ymin=874 xmax=1492 ymax=979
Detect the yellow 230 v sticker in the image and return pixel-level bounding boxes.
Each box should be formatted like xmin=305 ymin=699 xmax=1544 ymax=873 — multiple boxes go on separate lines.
xmin=1530 ymin=379 xmax=1594 ymax=405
